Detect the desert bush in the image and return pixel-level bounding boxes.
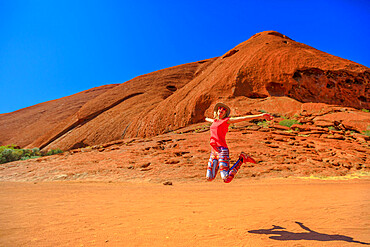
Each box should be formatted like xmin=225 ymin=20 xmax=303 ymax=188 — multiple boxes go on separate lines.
xmin=257 ymin=120 xmax=270 ymax=128
xmin=32 ymin=147 xmax=41 ymax=156
xmin=45 ymin=148 xmax=63 ymax=156
xmin=0 ymin=145 xmax=62 ymax=164
xmin=279 ymin=119 xmax=300 ymax=128
xmin=0 ymin=148 xmax=23 ymax=164
xmin=0 ymin=144 xmax=19 ymax=152
xmin=20 ymin=148 xmax=42 ymax=160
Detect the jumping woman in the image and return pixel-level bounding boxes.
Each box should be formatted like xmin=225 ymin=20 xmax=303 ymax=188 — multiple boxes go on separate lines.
xmin=205 ymin=103 xmax=273 ymax=183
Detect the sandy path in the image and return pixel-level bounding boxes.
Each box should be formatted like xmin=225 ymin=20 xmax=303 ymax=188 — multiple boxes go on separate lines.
xmin=0 ymin=179 xmax=369 ymax=247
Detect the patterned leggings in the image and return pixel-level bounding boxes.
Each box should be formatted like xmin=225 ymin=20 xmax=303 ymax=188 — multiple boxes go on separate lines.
xmin=206 ymin=146 xmax=242 ymax=183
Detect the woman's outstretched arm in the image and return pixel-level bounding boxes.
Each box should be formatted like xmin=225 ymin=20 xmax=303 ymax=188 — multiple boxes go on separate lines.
xmin=228 ymin=113 xmax=273 ymax=124
xmin=205 ymin=117 xmax=214 ymax=123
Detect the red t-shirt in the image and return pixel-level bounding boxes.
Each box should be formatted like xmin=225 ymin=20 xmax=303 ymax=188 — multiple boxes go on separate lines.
xmin=210 ymin=117 xmax=230 ymax=148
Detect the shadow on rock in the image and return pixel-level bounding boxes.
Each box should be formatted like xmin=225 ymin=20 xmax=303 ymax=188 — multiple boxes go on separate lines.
xmin=248 ymin=221 xmax=369 ymax=245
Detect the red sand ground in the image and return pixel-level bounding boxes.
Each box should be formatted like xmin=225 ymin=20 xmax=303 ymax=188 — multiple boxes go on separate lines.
xmin=0 ymin=179 xmax=369 ymax=246
xmin=0 ymin=123 xmax=369 ymax=246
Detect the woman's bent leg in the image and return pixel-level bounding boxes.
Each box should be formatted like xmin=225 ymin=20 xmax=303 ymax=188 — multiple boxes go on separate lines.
xmin=206 ymin=152 xmax=219 ymax=181
xmin=223 ymin=159 xmax=242 ymax=183
xmin=223 ymin=152 xmax=255 ymax=183
xmin=218 ymin=147 xmax=231 ymax=182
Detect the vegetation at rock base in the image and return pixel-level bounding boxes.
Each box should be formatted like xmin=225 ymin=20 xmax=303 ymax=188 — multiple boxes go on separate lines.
xmin=257 ymin=121 xmax=268 ymax=128
xmin=0 ymin=145 xmax=63 ymax=164
xmin=363 ymin=130 xmax=370 ymax=136
xmin=279 ymin=119 xmax=301 ymax=128
xmin=45 ymin=148 xmax=63 ymax=156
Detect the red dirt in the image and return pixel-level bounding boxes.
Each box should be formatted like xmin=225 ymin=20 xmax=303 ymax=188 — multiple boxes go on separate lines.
xmin=0 ymin=179 xmax=369 ymax=246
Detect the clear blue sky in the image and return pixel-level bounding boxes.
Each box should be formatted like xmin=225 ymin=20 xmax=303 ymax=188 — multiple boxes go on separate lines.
xmin=0 ymin=0 xmax=369 ymax=114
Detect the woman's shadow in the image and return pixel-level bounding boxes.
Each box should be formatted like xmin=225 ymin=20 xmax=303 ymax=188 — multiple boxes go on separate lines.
xmin=248 ymin=221 xmax=369 ymax=245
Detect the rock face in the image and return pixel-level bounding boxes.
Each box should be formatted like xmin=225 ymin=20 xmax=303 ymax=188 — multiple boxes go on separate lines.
xmin=28 ymin=59 xmax=217 ymax=150
xmin=137 ymin=31 xmax=369 ymax=138
xmin=0 ymin=31 xmax=369 ymax=151
xmin=0 ymin=84 xmax=118 ymax=147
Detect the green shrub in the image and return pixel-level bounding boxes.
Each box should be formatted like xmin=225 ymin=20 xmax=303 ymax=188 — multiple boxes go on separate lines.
xmin=279 ymin=119 xmax=301 ymax=128
xmin=0 ymin=145 xmax=62 ymax=164
xmin=45 ymin=148 xmax=63 ymax=156
xmin=21 ymin=156 xmax=42 ymax=161
xmin=0 ymin=144 xmax=19 ymax=152
xmin=257 ymin=120 xmax=270 ymax=128
xmin=0 ymin=148 xmax=23 ymax=164
xmin=363 ymin=130 xmax=370 ymax=137
xmin=31 ymin=148 xmax=41 ymax=156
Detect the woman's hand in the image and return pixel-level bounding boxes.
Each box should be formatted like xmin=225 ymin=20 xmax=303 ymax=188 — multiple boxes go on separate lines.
xmin=262 ymin=113 xmax=273 ymax=121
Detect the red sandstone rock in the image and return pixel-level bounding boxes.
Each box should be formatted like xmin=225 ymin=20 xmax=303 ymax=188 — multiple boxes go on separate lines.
xmin=0 ymin=84 xmax=118 ymax=147
xmin=0 ymin=31 xmax=369 ymax=151
xmin=313 ymin=111 xmax=370 ymax=133
xmin=137 ymin=30 xmax=369 ymax=140
xmin=290 ymin=124 xmax=322 ymax=132
xmin=270 ymin=124 xmax=290 ymax=131
xmin=28 ymin=59 xmax=216 ymax=150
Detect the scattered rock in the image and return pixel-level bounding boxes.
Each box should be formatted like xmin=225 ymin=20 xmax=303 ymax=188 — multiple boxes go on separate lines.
xmin=165 ymin=160 xmax=180 ymax=164
xmin=291 ymin=124 xmax=321 ymax=132
xmin=270 ymin=124 xmax=290 ymax=131
xmin=141 ymin=163 xmax=151 ymax=168
xmin=352 ymin=133 xmax=369 ymax=142
xmin=157 ymin=139 xmax=172 ymax=144
xmin=168 ymin=143 xmax=179 ymax=148
xmin=271 ymin=130 xmax=295 ymax=136
xmin=326 ymin=134 xmax=345 ymax=140
xmin=259 ymin=128 xmax=271 ymax=132
xmin=246 ymin=126 xmax=261 ymax=131
xmin=314 ymin=120 xmax=334 ymax=128
xmin=163 ymin=181 xmax=173 ymax=186
xmin=273 ymin=137 xmax=287 ymax=142
xmin=174 ymin=151 xmax=190 ymax=157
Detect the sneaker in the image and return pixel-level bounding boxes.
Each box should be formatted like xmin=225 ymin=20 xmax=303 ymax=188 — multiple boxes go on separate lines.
xmin=239 ymin=152 xmax=256 ymax=164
